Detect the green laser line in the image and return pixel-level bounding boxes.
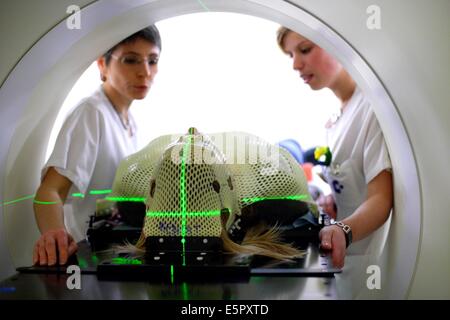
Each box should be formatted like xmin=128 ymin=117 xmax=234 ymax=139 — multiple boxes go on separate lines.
xmin=241 ymin=194 xmax=309 ymax=204
xmin=2 ymin=191 xmax=145 ymax=207
xmin=196 ymin=0 xmax=209 ymax=11
xmin=89 ymin=189 xmax=112 ymax=195
xmin=77 ymin=257 xmax=88 ymax=269
xmin=181 ymin=238 xmax=186 ymax=266
xmin=180 ymin=136 xmax=190 ymax=239
xmin=1 ymin=194 xmax=35 ymax=206
xmin=71 ymin=193 xmax=85 ymax=198
xmin=182 ymin=282 xmax=189 ymax=300
xmin=1 ymin=192 xmax=309 ymax=208
xmin=33 ymin=200 xmax=60 ymax=205
xmin=105 ymin=197 xmax=146 ymax=202
xmin=111 ymin=257 xmax=142 ymax=265
xmin=179 ymin=135 xmax=192 ymax=265
xmin=2 ymin=189 xmax=114 ymax=206
xmin=170 ymin=265 xmax=174 ymax=284
xmin=146 ymin=210 xmax=220 ymax=218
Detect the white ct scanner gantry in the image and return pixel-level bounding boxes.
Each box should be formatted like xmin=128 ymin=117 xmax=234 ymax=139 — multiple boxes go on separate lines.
xmin=0 ymin=0 xmax=449 ymax=299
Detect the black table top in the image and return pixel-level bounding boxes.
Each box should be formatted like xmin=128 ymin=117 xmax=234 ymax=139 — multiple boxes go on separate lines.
xmin=0 ymin=240 xmax=339 ymax=300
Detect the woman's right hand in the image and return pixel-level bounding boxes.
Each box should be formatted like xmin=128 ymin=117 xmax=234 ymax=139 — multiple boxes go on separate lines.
xmin=33 ymin=228 xmax=78 ymax=266
xmin=319 ymin=224 xmax=347 ymax=268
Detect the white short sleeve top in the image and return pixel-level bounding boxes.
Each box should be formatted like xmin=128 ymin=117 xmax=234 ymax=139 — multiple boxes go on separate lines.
xmin=43 ymin=86 xmax=138 ymax=241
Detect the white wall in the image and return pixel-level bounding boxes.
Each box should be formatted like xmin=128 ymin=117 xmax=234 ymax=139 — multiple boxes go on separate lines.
xmin=49 ymin=12 xmax=340 ymax=156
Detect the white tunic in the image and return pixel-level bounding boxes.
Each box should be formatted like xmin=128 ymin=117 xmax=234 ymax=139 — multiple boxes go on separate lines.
xmin=324 ymin=86 xmax=391 ymax=254
xmin=43 ymin=86 xmax=138 ymax=241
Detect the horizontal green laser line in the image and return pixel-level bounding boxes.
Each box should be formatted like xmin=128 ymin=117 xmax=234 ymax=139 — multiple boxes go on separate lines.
xmin=146 ymin=210 xmax=221 ymax=218
xmin=1 ymin=194 xmax=35 ymax=206
xmin=1 ymin=188 xmax=114 ymax=206
xmin=105 ymin=197 xmax=146 ymax=202
xmin=71 ymin=193 xmax=85 ymax=198
xmin=241 ymin=194 xmax=309 ymax=204
xmin=111 ymin=257 xmax=142 ymax=265
xmin=89 ymin=189 xmax=112 ymax=195
xmin=33 ymin=200 xmax=60 ymax=205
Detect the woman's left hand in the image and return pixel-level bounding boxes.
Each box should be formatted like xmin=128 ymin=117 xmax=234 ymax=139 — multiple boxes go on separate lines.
xmin=319 ymin=225 xmax=347 ymax=268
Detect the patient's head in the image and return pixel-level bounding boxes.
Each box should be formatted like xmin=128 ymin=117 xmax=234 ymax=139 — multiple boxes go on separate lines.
xmin=143 ymin=132 xmax=236 ymax=240
xmin=108 ymin=129 xmax=317 ymax=260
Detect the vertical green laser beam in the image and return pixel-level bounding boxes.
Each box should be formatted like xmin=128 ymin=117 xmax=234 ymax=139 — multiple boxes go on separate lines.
xmin=180 ymin=136 xmax=190 ymax=239
xmin=179 ymin=135 xmax=192 ymax=265
xmin=181 ymin=239 xmax=186 ymax=266
xmin=182 ymin=282 xmax=189 ymax=300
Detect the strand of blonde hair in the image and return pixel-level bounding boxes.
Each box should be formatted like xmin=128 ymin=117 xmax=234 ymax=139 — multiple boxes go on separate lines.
xmin=116 ymin=224 xmax=304 ymax=261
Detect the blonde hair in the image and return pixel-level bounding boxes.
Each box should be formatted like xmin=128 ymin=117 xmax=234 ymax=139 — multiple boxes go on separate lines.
xmin=276 ymin=26 xmax=293 ymax=54
xmin=118 ymin=211 xmax=304 ymax=261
